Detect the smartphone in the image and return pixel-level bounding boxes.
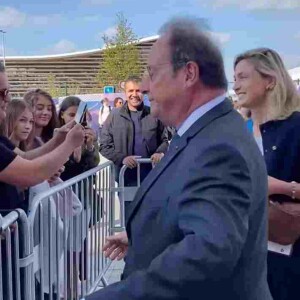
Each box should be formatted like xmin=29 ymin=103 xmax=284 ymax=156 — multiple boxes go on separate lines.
xmin=75 ymin=101 xmax=88 ymax=125
xmin=81 ymin=110 xmax=88 ymax=127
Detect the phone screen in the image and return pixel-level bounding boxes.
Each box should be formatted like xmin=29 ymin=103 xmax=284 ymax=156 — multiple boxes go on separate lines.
xmin=75 ymin=101 xmax=88 ymax=124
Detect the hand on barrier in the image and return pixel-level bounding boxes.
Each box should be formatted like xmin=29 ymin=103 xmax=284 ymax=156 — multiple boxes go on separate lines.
xmin=122 ymin=156 xmax=141 ymax=169
xmin=151 ymin=153 xmax=164 ymax=165
xmin=103 ymin=231 xmax=129 ymax=261
xmin=48 ymin=166 xmax=65 ymax=183
xmin=66 ymin=124 xmax=85 ymax=149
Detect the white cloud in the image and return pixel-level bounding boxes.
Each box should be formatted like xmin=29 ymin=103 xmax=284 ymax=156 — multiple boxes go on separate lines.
xmin=83 ymin=15 xmax=101 ymax=22
xmin=103 ymin=26 xmax=117 ymax=38
xmin=82 ymin=0 xmax=114 ymax=5
xmin=0 ymin=6 xmax=62 ymax=29
xmin=96 ymin=26 xmax=117 ymax=41
xmin=202 ymin=0 xmax=300 ymax=10
xmin=47 ymin=40 xmax=77 ymax=54
xmin=31 ymin=14 xmax=62 ymax=26
xmin=0 ymin=6 xmax=26 ymax=28
xmin=210 ymin=32 xmax=231 ymax=44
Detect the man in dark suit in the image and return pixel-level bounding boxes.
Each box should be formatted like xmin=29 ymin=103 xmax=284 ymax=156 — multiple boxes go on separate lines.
xmin=85 ymin=17 xmax=272 ymax=300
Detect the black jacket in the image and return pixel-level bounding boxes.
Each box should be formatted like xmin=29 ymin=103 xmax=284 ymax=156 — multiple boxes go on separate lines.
xmin=261 ymin=112 xmax=300 ymax=185
xmin=99 ymin=103 xmax=168 ymax=168
xmin=260 ymin=112 xmax=300 ymax=256
xmin=60 ymin=142 xmax=100 ymax=182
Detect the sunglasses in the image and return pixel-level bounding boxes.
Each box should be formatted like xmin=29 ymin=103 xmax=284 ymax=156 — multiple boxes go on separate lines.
xmin=0 ymin=88 xmax=9 ymax=100
xmin=247 ymin=48 xmax=277 ymax=61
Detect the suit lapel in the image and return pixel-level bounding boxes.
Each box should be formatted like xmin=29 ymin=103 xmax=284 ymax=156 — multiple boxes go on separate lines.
xmin=126 ymin=99 xmax=233 ymax=229
xmin=126 ymin=138 xmax=186 ymax=229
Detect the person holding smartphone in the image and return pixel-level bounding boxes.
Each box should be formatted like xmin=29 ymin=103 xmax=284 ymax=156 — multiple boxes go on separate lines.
xmin=58 ymin=96 xmax=99 ymax=181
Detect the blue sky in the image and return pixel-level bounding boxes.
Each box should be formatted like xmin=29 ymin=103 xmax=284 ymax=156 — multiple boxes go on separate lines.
xmin=1 ymin=0 xmax=300 ymax=82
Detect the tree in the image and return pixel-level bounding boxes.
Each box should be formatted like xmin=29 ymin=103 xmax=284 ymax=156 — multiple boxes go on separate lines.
xmin=47 ymin=74 xmax=63 ymax=98
xmin=46 ymin=74 xmax=81 ymax=98
xmin=97 ymin=13 xmax=141 ymax=90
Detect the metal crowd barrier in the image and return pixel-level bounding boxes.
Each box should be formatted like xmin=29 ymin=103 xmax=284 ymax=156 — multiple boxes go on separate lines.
xmin=28 ymin=161 xmax=116 ymax=300
xmin=0 ymin=161 xmax=117 ymax=300
xmin=0 ymin=159 xmax=154 ymax=300
xmin=0 ymin=209 xmax=33 ymax=300
xmin=118 ymin=158 xmax=153 ymax=228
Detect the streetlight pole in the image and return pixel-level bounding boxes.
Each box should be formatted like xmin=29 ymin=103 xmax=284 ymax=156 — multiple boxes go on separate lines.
xmin=0 ymin=30 xmax=6 ymax=67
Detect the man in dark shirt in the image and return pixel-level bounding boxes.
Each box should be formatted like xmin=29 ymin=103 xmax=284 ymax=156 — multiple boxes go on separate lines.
xmin=100 ymin=76 xmax=168 ymax=186
xmin=129 ymin=108 xmax=148 ymax=159
xmin=0 ymin=136 xmax=22 ymax=211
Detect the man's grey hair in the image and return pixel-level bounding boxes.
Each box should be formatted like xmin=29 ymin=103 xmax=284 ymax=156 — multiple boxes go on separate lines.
xmin=159 ymin=17 xmax=228 ymax=90
xmin=124 ymin=75 xmax=142 ymax=89
xmin=0 ymin=62 xmax=5 ymax=73
xmin=125 ymin=75 xmax=142 ymax=85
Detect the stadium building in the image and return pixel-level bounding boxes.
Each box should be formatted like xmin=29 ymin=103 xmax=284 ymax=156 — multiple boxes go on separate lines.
xmin=4 ymin=36 xmax=158 ymax=98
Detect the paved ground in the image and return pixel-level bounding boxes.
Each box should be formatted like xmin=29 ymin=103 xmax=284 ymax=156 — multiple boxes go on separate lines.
xmin=106 ymin=260 xmax=125 ymax=284
xmin=100 ymin=154 xmax=124 ymax=286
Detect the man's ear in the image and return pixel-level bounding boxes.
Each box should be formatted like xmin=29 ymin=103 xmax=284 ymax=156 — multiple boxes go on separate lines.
xmin=184 ymin=61 xmax=199 ymax=88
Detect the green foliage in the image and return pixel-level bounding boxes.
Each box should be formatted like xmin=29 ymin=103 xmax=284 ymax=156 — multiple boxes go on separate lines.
xmin=45 ymin=74 xmax=81 ymax=98
xmin=97 ymin=13 xmax=141 ymax=91
xmin=46 ymin=74 xmax=63 ymax=98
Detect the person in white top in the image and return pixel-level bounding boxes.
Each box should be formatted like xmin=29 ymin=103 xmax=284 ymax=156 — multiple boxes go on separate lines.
xmin=98 ymin=98 xmax=112 ymax=128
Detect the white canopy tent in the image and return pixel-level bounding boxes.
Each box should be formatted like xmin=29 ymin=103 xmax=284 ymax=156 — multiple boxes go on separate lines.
xmin=288 ymin=66 xmax=300 ymax=83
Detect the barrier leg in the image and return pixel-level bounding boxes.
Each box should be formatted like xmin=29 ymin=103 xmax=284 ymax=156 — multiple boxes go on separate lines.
xmin=100 ymin=276 xmax=108 ymax=287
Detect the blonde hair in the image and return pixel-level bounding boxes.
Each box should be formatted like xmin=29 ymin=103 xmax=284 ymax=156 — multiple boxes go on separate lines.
xmin=6 ymin=99 xmax=34 ymax=151
xmin=234 ymin=48 xmax=300 ymax=120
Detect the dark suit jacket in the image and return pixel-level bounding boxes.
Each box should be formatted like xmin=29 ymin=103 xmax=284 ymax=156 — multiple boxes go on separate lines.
xmin=86 ymin=99 xmax=272 ymax=300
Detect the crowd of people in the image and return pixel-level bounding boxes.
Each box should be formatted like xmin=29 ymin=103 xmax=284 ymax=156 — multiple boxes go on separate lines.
xmin=0 ymin=59 xmax=169 ymax=299
xmin=0 ymin=86 xmax=100 ymax=215
xmin=1 ymin=15 xmax=300 ymax=300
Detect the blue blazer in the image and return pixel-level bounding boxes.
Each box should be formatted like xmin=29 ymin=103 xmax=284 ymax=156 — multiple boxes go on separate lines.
xmin=86 ymin=99 xmax=272 ymax=300
xmin=260 ymin=112 xmax=300 ymax=257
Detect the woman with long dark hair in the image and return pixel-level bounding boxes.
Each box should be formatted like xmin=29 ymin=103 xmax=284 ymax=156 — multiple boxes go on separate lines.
xmin=23 ymin=89 xmax=58 ymax=149
xmin=58 ymin=96 xmax=100 ymax=287
xmin=58 ymin=96 xmax=99 ymax=180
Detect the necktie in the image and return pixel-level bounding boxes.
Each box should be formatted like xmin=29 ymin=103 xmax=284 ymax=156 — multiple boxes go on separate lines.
xmin=168 ymin=133 xmax=180 ymax=152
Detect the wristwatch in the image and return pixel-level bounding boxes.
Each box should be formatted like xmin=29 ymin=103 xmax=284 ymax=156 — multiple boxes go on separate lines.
xmin=86 ymin=144 xmax=95 ymax=152
xmin=291 ymin=181 xmax=297 ymax=200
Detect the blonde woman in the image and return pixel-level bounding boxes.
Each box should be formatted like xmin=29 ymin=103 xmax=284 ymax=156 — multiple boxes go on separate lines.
xmin=234 ymin=48 xmax=300 ymax=300
xmin=6 ymin=99 xmax=34 ymax=152
xmin=4 ymin=99 xmax=34 ymax=212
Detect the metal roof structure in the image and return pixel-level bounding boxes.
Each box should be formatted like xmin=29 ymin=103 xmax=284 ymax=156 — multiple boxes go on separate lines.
xmin=5 ymin=35 xmax=159 ymax=98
